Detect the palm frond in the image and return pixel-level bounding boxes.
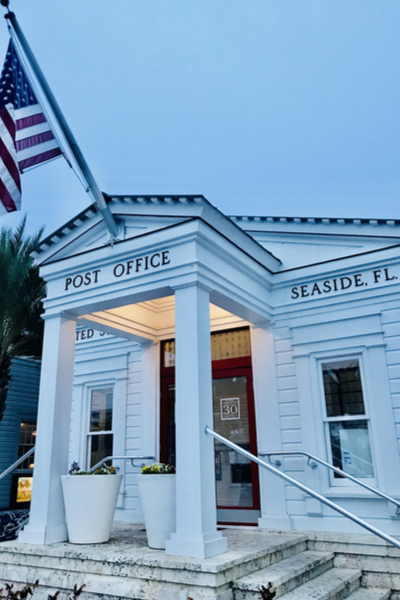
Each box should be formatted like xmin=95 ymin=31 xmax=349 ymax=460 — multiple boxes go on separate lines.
xmin=0 ymin=219 xmax=46 ymax=422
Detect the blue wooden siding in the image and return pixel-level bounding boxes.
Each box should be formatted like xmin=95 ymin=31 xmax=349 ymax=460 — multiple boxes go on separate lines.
xmin=0 ymin=358 xmax=40 ymax=509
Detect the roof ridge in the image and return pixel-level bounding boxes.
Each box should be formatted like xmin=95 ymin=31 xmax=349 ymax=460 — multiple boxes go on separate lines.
xmin=229 ymin=215 xmax=400 ymax=226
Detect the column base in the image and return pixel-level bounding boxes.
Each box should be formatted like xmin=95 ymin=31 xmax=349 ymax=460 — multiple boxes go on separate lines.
xmin=18 ymin=522 xmax=68 ymax=545
xmin=166 ymin=530 xmax=228 ymax=558
xmin=258 ymin=514 xmax=292 ymax=530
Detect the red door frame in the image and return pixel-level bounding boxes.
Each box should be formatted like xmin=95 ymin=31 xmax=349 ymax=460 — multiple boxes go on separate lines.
xmin=160 ymin=374 xmax=175 ymax=466
xmin=160 ymin=353 xmax=260 ymax=516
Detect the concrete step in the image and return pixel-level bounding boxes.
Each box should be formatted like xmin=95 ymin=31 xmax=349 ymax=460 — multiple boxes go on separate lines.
xmin=346 ymin=589 xmax=390 ymax=600
xmin=233 ymin=550 xmax=335 ymax=599
xmin=271 ymin=567 xmax=361 ymax=600
xmin=0 ymin=526 xmax=396 ymax=600
xmin=0 ymin=528 xmax=308 ymax=600
xmin=333 ymin=550 xmax=400 ymax=593
xmin=0 ymin=527 xmax=310 ymax=600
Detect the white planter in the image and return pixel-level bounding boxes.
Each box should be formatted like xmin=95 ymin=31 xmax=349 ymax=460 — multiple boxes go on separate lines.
xmin=137 ymin=473 xmax=176 ymax=549
xmin=61 ymin=474 xmax=122 ymax=544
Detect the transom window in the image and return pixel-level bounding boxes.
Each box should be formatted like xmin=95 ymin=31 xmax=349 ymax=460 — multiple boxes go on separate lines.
xmin=163 ymin=327 xmax=251 ymax=368
xmin=87 ymin=387 xmax=113 ymax=469
xmin=321 ymin=358 xmax=374 ymax=480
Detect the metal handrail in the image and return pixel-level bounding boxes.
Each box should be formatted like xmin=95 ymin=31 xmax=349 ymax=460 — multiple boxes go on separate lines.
xmin=205 ymin=426 xmax=400 ymax=551
xmin=260 ymin=450 xmax=400 ymax=514
xmin=0 ymin=447 xmax=35 ymax=482
xmin=88 ymin=455 xmax=154 ymax=473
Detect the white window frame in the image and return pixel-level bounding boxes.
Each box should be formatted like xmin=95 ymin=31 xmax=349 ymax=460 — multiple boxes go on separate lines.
xmin=318 ymin=354 xmax=377 ymax=487
xmin=85 ymin=384 xmax=115 ymax=470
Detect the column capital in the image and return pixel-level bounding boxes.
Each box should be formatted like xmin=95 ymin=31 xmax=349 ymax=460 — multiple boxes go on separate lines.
xmin=250 ymin=320 xmax=275 ymax=332
xmin=171 ymin=281 xmax=213 ymax=294
xmin=41 ymin=310 xmax=78 ymax=322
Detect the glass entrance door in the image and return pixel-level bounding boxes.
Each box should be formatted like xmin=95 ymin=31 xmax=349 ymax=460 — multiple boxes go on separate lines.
xmin=160 ymin=355 xmax=260 ymax=524
xmin=212 ymin=368 xmax=260 ymax=523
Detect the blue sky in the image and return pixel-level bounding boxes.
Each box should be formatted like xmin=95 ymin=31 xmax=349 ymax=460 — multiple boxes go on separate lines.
xmin=1 ymin=0 xmax=400 ymax=236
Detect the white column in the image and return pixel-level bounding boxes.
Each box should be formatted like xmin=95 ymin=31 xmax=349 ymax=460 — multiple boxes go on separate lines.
xmin=19 ymin=314 xmax=76 ymax=544
xmin=251 ymin=324 xmax=292 ymax=529
xmin=166 ymin=283 xmax=228 ymax=558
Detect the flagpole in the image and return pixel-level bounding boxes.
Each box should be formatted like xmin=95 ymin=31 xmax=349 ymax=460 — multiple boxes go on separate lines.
xmin=4 ymin=10 xmax=120 ymax=240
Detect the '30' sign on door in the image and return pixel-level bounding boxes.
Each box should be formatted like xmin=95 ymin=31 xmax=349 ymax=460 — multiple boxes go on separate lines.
xmin=220 ymin=397 xmax=241 ymax=420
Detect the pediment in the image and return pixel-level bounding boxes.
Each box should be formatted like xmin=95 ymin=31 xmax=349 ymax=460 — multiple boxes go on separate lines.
xmin=36 ymin=214 xmax=188 ymax=265
xmin=32 ymin=197 xmax=203 ymax=265
xmin=33 ymin=195 xmax=281 ymax=271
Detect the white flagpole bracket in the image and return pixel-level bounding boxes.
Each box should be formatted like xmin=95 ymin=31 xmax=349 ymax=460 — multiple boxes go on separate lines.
xmin=4 ymin=10 xmax=120 ymax=241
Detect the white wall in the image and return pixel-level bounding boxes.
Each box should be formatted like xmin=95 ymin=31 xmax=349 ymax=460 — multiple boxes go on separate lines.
xmin=71 ymin=331 xmax=160 ymax=523
xmin=255 ymin=294 xmax=400 ymax=536
xmin=272 ymin=322 xmax=305 ymax=520
xmin=382 ymin=307 xmax=400 ymax=452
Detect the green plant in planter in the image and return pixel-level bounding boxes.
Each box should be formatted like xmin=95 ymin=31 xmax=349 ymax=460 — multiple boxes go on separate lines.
xmin=141 ymin=462 xmax=175 ymax=474
xmin=63 ymin=463 xmax=122 ymax=544
xmin=68 ymin=461 xmax=117 ymax=475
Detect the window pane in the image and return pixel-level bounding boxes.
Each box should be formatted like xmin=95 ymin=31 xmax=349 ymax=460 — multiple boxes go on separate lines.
xmin=164 ymin=341 xmax=176 ymax=368
xmin=89 ymin=433 xmax=113 ymax=468
xmin=322 ymin=360 xmax=365 ymax=417
xmin=16 ymin=476 xmax=33 ymax=503
xmin=90 ymin=388 xmax=113 ymax=431
xmin=18 ymin=420 xmax=36 ymax=470
xmin=213 ymin=376 xmax=253 ymax=507
xmin=329 ymin=420 xmax=374 ymax=478
xmin=211 ymin=329 xmax=251 ymax=361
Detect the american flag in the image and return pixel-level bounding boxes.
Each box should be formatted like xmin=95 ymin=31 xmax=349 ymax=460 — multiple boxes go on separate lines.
xmin=0 ymin=39 xmax=62 ymax=214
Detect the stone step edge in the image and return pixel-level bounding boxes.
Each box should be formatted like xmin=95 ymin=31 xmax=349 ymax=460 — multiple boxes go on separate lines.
xmin=0 ymin=535 xmax=307 ymax=573
xmin=295 ymin=530 xmax=400 ymax=549
xmin=346 ymin=588 xmax=391 ymax=600
xmin=276 ymin=568 xmax=362 ymax=600
xmin=0 ymin=560 xmax=291 ymax=596
xmin=0 ymin=564 xmax=239 ymax=593
xmin=0 ymin=574 xmax=232 ymax=600
xmin=306 ymin=535 xmax=400 ymax=556
xmin=233 ymin=550 xmax=334 ymax=592
xmin=0 ymin=539 xmax=308 ymax=584
xmin=0 ymin=580 xmax=155 ymax=600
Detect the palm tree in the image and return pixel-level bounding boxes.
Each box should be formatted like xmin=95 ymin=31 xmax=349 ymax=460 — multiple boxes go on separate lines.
xmin=0 ymin=218 xmax=46 ymax=423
